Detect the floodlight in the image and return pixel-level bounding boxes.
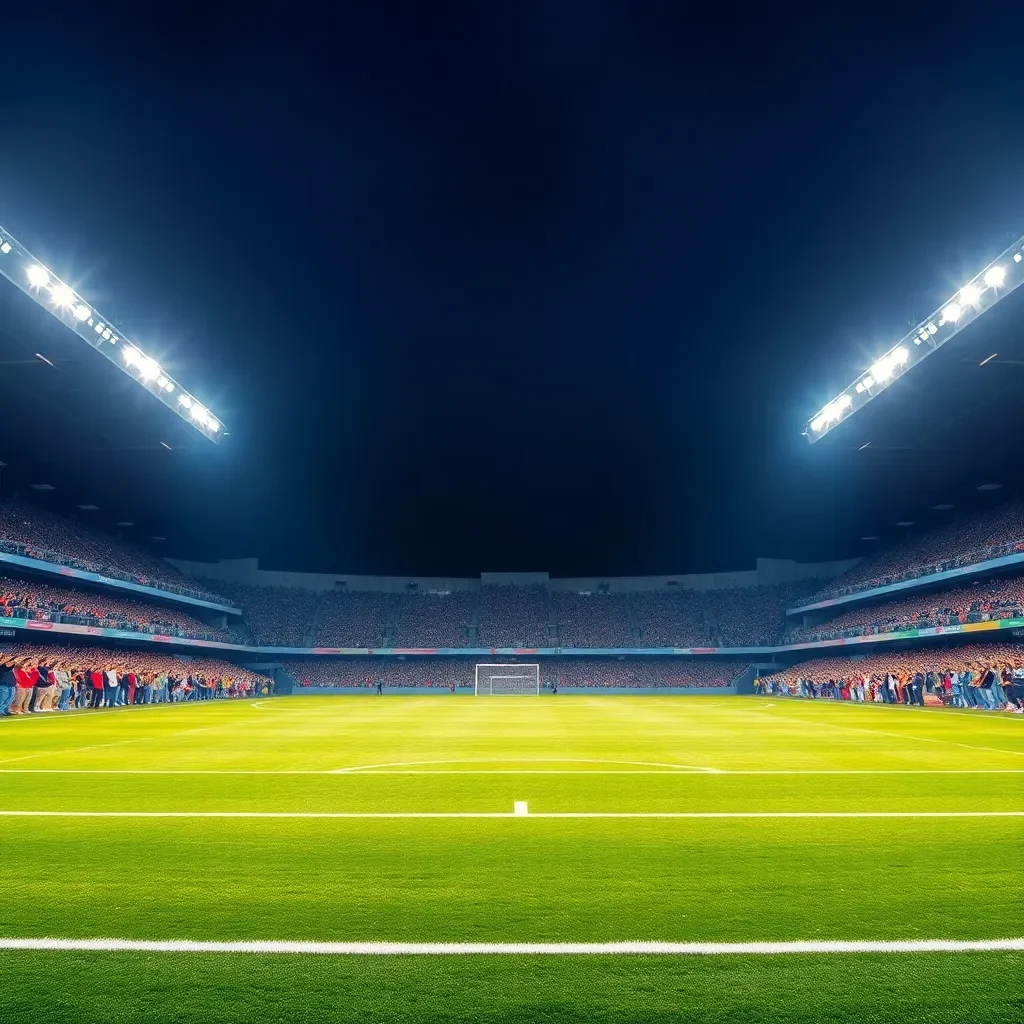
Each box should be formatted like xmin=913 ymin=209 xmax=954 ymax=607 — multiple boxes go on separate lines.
xmin=138 ymin=356 xmax=160 ymax=381
xmin=960 ymin=283 xmax=981 ymax=305
xmin=983 ymin=265 xmax=1006 ymax=287
xmin=941 ymin=302 xmax=962 ymax=323
xmin=26 ymin=265 xmax=49 ymax=288
xmin=0 ymin=221 xmax=224 ymax=441
xmin=50 ymin=283 xmax=75 ymax=307
xmin=871 ymin=355 xmax=894 ymax=381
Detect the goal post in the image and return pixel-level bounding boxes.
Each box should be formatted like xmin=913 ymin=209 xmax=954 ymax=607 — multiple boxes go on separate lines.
xmin=474 ymin=663 xmax=541 ymax=696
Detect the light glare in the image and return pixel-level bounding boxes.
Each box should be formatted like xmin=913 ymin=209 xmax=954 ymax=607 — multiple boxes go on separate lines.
xmin=983 ymin=265 xmax=1006 ymax=287
xmin=50 ymin=283 xmax=75 ymax=307
xmin=73 ymin=304 xmax=91 ymax=321
xmin=960 ymin=283 xmax=981 ymax=305
xmin=941 ymin=302 xmax=962 ymax=323
xmin=26 ymin=265 xmax=49 ymax=288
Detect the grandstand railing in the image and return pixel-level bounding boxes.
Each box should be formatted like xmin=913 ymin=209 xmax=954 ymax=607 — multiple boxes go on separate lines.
xmin=0 ymin=542 xmax=240 ymax=614
xmin=788 ymin=544 xmax=1024 ymax=615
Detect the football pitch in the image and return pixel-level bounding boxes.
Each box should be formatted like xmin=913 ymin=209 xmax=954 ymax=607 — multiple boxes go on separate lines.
xmin=0 ymin=694 xmax=1021 ymax=1023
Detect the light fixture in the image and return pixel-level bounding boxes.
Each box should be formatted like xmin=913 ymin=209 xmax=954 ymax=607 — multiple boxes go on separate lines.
xmin=960 ymin=283 xmax=981 ymax=305
xmin=941 ymin=302 xmax=962 ymax=323
xmin=178 ymin=394 xmax=192 ymax=409
xmin=983 ymin=265 xmax=1006 ymax=287
xmin=138 ymin=357 xmax=160 ymax=381
xmin=1015 ymin=252 xmax=1022 ymax=264
xmin=26 ymin=265 xmax=49 ymax=288
xmin=50 ymin=283 xmax=75 ymax=307
xmin=0 ymin=222 xmax=225 ymax=442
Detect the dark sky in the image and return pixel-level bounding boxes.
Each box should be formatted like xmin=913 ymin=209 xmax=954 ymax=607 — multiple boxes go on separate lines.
xmin=1 ymin=3 xmax=1023 ymax=577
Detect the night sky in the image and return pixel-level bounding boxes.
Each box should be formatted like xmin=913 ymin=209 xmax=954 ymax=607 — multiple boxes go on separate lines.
xmin=1 ymin=4 xmax=1023 ymax=578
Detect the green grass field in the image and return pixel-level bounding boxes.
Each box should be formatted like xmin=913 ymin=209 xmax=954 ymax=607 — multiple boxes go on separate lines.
xmin=1 ymin=694 xmax=1022 ymax=1023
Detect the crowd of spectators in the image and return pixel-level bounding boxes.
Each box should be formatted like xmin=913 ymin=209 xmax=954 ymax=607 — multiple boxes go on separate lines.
xmin=284 ymin=657 xmax=746 ymax=690
xmin=554 ymin=592 xmax=633 ymax=647
xmin=211 ymin=583 xmax=318 ymax=647
xmin=0 ymin=574 xmax=239 ymax=643
xmin=391 ymin=591 xmax=475 ymax=648
xmin=786 ymin=575 xmax=1024 ymax=644
xmin=631 ymin=583 xmax=805 ymax=647
xmin=804 ymin=499 xmax=1024 ymax=603
xmin=0 ymin=643 xmax=272 ymax=715
xmin=477 ymin=585 xmax=550 ymax=647
xmin=0 ymin=500 xmax=230 ymax=605
xmin=757 ymin=643 xmax=1024 ymax=710
xmin=315 ymin=590 xmax=396 ymax=647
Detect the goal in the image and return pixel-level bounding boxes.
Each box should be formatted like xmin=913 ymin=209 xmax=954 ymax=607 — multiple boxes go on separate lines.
xmin=474 ymin=663 xmax=541 ymax=696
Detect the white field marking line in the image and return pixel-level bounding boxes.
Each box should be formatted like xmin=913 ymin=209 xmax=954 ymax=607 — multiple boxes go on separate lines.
xmin=0 ymin=937 xmax=1021 ymax=955
xmin=751 ymin=709 xmax=1024 ymax=759
xmin=331 ymin=758 xmax=722 ymax=774
xmin=2 ymin=810 xmax=1022 ymax=820
xmin=0 ymin=767 xmax=1022 ymax=776
xmin=0 ymin=717 xmax=263 ymax=767
xmin=766 ymin=696 xmax=1024 ymax=722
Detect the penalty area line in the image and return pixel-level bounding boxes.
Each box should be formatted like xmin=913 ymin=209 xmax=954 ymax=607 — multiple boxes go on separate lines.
xmin=0 ymin=937 xmax=1021 ymax=955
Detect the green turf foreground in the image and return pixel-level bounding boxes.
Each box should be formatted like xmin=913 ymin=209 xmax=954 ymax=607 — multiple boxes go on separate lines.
xmin=2 ymin=951 xmax=1022 ymax=1024
xmin=0 ymin=695 xmax=1021 ymax=1021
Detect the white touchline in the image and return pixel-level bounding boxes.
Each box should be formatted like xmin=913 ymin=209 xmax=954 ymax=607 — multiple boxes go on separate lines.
xmin=0 ymin=810 xmax=1021 ymax=819
xmin=0 ymin=767 xmax=1021 ymax=775
xmin=0 ymin=937 xmax=1020 ymax=955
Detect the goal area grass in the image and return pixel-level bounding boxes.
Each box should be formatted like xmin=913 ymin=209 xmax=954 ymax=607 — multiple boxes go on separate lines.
xmin=0 ymin=694 xmax=1021 ymax=1023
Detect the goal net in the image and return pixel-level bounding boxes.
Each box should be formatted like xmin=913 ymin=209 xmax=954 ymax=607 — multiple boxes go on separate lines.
xmin=474 ymin=663 xmax=541 ymax=696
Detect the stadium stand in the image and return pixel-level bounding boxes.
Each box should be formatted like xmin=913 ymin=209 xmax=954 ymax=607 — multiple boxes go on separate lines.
xmin=803 ymin=499 xmax=1024 ymax=602
xmin=786 ymin=575 xmax=1024 ymax=643
xmin=758 ymin=644 xmax=1024 ymax=710
xmin=391 ymin=591 xmax=475 ymax=648
xmin=284 ymin=657 xmax=747 ymax=689
xmin=0 ymin=643 xmax=271 ymax=715
xmin=631 ymin=583 xmax=805 ymax=647
xmin=0 ymin=574 xmax=239 ymax=643
xmin=0 ymin=499 xmax=230 ymax=605
xmin=477 ymin=585 xmax=550 ymax=647
xmin=553 ymin=591 xmax=633 ymax=647
xmin=212 ymin=583 xmax=318 ymax=646
xmin=315 ymin=590 xmax=395 ymax=647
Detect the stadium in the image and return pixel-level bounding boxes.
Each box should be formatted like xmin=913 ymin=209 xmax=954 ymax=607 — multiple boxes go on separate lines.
xmin=2 ymin=9 xmax=1023 ymax=1024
